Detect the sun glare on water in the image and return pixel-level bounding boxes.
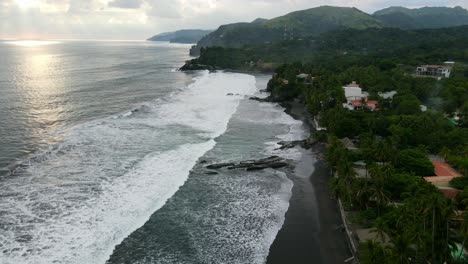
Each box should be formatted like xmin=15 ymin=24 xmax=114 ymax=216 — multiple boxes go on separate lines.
xmin=4 ymin=40 xmax=60 ymax=47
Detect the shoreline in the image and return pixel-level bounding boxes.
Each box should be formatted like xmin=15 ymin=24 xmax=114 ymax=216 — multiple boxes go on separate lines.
xmin=266 ymin=100 xmax=352 ymax=264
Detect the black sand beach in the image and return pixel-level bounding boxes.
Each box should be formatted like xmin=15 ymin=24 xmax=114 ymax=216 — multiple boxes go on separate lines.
xmin=266 ymin=102 xmax=351 ymax=264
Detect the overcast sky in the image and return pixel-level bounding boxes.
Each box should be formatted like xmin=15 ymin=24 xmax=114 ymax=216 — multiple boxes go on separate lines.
xmin=1 ymin=0 xmax=467 ymax=40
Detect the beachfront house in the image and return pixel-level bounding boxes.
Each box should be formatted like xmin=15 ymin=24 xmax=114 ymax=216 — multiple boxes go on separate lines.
xmin=349 ymin=100 xmax=379 ymax=111
xmin=416 ymin=65 xmax=452 ymax=79
xmin=342 ymin=82 xmax=378 ymax=111
xmin=343 ymin=81 xmax=363 ymax=102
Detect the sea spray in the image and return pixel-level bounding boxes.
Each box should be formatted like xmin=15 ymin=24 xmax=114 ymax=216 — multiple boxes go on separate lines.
xmin=0 ymin=72 xmax=256 ymax=264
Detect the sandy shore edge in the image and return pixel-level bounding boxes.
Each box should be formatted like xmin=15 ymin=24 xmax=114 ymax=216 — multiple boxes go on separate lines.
xmin=266 ymin=100 xmax=352 ymax=264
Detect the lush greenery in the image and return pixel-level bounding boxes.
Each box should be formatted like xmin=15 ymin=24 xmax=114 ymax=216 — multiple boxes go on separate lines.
xmin=263 ymin=33 xmax=468 ymax=262
xmin=194 ymin=6 xmax=383 ymax=49
xmin=192 ymin=5 xmax=468 ymax=52
xmin=374 ymin=6 xmax=468 ymax=29
xmin=186 ymin=10 xmax=468 ymax=261
xmin=185 ymin=26 xmax=468 ymax=72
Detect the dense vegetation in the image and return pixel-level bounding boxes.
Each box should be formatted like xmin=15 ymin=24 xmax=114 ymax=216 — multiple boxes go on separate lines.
xmin=195 ymin=6 xmax=382 ymax=49
xmin=265 ymin=42 xmax=468 ymax=263
xmin=374 ymin=6 xmax=468 ymax=29
xmin=184 ymin=26 xmax=468 ymax=72
xmin=191 ymin=6 xmax=468 ymax=52
xmin=182 ymin=8 xmax=468 ymax=261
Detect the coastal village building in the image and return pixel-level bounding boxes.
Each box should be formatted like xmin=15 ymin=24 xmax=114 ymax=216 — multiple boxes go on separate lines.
xmin=342 ymin=82 xmax=378 ymax=111
xmin=424 ymin=160 xmax=462 ymax=199
xmin=343 ymin=81 xmax=365 ymax=101
xmin=296 ymin=73 xmax=314 ymax=84
xmin=416 ymin=65 xmax=452 ymax=79
xmin=296 ymin=73 xmax=310 ymax=79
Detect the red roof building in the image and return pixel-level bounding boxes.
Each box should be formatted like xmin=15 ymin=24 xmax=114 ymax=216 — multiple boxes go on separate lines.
xmin=432 ymin=161 xmax=462 ymax=177
xmin=350 ymin=100 xmax=379 ymax=111
xmin=424 ymin=161 xmax=463 ymax=198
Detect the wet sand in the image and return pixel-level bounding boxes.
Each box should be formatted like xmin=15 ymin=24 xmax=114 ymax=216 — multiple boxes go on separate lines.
xmin=266 ymin=101 xmax=351 ymax=264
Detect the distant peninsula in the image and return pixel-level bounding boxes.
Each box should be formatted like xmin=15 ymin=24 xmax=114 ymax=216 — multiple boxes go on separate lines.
xmin=147 ymin=29 xmax=214 ymax=44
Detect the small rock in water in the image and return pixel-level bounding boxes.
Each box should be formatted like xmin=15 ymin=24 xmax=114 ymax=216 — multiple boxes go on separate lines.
xmin=206 ymin=156 xmax=290 ymax=171
xmin=206 ymin=162 xmax=236 ymax=169
xmin=249 ymin=96 xmax=272 ymax=102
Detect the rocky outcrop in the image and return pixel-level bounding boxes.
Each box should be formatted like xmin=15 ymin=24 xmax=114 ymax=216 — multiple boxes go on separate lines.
xmin=205 ymin=156 xmax=290 ymax=171
xmin=249 ymin=96 xmax=275 ymax=103
xmin=206 ymin=162 xmax=236 ymax=169
xmin=277 ymin=138 xmax=319 ymax=150
xmin=179 ymin=62 xmax=218 ymax=71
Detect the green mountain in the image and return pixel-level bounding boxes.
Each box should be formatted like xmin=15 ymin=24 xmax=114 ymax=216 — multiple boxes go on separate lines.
xmin=182 ymin=26 xmax=468 ymax=71
xmin=373 ymin=12 xmax=419 ymax=29
xmin=195 ymin=6 xmax=382 ymax=49
xmin=147 ymin=29 xmax=213 ymax=44
xmin=373 ymin=6 xmax=468 ymax=29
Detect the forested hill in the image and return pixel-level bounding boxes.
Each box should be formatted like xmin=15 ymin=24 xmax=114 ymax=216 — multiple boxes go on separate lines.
xmin=195 ymin=6 xmax=382 ymax=49
xmin=147 ymin=29 xmax=213 ymax=44
xmin=182 ymin=26 xmax=468 ymax=71
xmin=374 ymin=6 xmax=468 ymax=29
xmin=191 ymin=5 xmax=468 ymax=52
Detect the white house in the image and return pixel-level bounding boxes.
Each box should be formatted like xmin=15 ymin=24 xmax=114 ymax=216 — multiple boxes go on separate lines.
xmin=343 ymin=81 xmax=363 ymax=102
xmin=444 ymin=61 xmax=455 ymax=67
xmin=416 ymin=65 xmax=452 ymax=78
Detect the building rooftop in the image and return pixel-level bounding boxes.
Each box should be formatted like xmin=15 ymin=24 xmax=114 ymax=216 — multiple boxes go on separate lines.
xmin=433 ymin=161 xmax=462 ymax=177
xmin=344 ymin=81 xmax=360 ymax=88
xmin=424 ymin=176 xmax=458 ymax=183
xmin=419 ymin=65 xmax=452 ymax=69
xmin=351 ymin=100 xmax=378 ymax=107
xmin=296 ymin=73 xmax=310 ymax=79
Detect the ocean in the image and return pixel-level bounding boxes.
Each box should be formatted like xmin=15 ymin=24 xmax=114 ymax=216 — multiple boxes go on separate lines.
xmin=0 ymin=40 xmax=306 ymax=264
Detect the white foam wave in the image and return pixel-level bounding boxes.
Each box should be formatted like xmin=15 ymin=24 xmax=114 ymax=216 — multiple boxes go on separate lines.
xmin=0 ymin=71 xmax=256 ymax=264
xmin=254 ymin=102 xmax=305 ymax=160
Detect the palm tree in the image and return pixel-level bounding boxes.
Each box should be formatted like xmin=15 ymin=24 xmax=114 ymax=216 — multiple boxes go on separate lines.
xmin=368 ymin=165 xmax=391 ymax=215
xmin=359 ymin=240 xmax=387 ymax=264
xmin=329 ymin=177 xmax=347 ymax=200
xmin=371 ymin=217 xmax=388 ymax=244
xmin=421 ymin=193 xmax=455 ymax=263
xmin=337 ymin=160 xmax=356 ymax=205
xmin=389 ymin=234 xmax=414 ymax=264
xmin=355 ymin=180 xmax=372 ymax=209
xmin=457 ymin=212 xmax=468 ymax=261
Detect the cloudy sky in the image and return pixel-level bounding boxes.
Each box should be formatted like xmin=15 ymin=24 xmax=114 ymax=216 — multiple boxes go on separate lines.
xmin=1 ymin=0 xmax=467 ymax=40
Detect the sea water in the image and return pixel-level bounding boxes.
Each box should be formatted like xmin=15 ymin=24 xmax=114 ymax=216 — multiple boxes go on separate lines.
xmin=0 ymin=41 xmax=305 ymax=264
